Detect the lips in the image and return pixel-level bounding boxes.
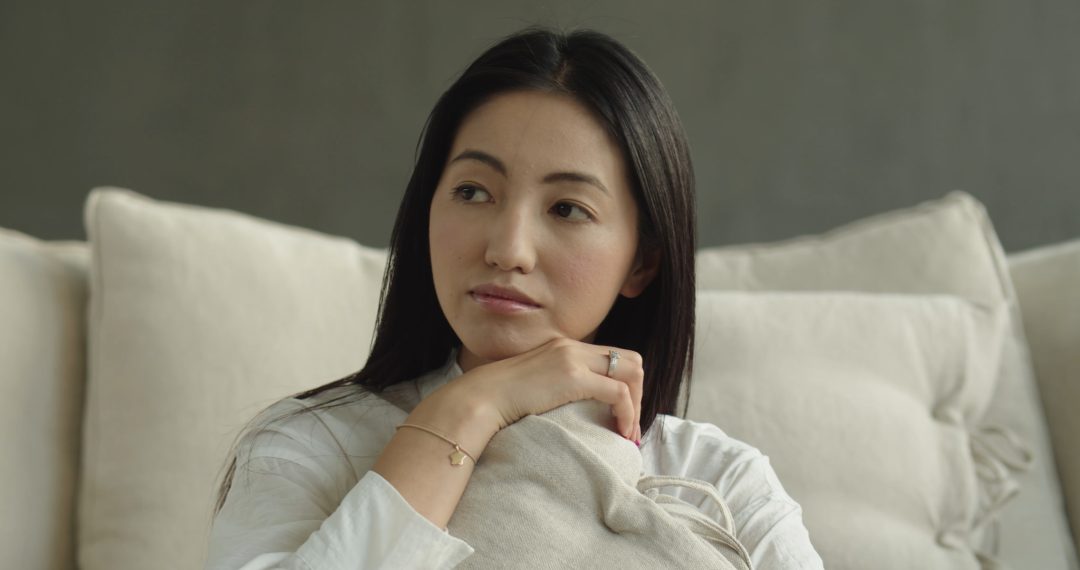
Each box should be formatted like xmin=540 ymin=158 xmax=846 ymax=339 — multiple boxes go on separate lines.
xmin=469 ymin=283 xmax=541 ymax=307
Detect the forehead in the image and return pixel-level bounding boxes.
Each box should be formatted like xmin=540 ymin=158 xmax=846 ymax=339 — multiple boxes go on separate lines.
xmin=448 ymin=90 xmax=628 ymax=183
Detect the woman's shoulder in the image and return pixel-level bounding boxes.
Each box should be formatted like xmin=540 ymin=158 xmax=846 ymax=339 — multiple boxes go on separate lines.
xmin=648 ymin=417 xmax=819 ymax=567
xmin=647 ymin=414 xmax=765 ymax=459
xmin=238 ymin=381 xmax=418 ymax=467
xmin=645 ymin=415 xmax=786 ymax=488
xmin=240 ymin=359 xmax=458 ymax=463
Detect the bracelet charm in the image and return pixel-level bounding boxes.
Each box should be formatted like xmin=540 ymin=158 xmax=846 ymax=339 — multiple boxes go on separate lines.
xmin=449 ymin=447 xmax=468 ymax=466
xmin=396 ymin=422 xmax=476 ymax=467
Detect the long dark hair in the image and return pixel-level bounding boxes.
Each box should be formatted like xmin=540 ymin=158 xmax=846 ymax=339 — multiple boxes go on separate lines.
xmin=214 ymin=25 xmax=696 ymax=515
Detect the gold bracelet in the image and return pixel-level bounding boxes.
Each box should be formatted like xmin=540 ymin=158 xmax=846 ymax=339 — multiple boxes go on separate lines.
xmin=396 ymin=422 xmax=476 ymax=467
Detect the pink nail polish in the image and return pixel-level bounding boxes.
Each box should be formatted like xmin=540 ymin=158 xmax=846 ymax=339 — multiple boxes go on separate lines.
xmin=634 ymin=439 xmax=641 ymax=448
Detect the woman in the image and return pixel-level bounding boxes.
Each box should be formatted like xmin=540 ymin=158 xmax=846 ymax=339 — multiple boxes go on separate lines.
xmin=206 ymin=26 xmax=823 ymax=569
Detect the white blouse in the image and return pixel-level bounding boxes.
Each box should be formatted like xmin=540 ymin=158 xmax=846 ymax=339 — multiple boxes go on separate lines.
xmin=205 ymin=353 xmax=825 ymax=569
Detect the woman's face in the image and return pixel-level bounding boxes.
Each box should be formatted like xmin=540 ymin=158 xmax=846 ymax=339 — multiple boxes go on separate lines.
xmin=429 ymin=90 xmax=658 ymax=372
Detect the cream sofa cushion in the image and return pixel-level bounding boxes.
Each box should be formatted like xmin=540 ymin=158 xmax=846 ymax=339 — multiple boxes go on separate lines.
xmin=1009 ymin=237 xmax=1080 ymax=551
xmin=687 ymin=291 xmax=1008 ymax=568
xmin=695 ymin=191 xmax=1077 ymax=569
xmin=0 ymin=228 xmax=87 ymax=570
xmin=79 ymin=188 xmax=387 ymax=570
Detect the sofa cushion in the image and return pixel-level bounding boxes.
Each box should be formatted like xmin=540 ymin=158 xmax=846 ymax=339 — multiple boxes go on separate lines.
xmin=695 ymin=191 xmax=1077 ymax=568
xmin=1008 ymin=237 xmax=1080 ymax=552
xmin=79 ymin=188 xmax=387 ymax=570
xmin=688 ymin=291 xmax=1008 ymax=568
xmin=0 ymin=227 xmax=88 ymax=570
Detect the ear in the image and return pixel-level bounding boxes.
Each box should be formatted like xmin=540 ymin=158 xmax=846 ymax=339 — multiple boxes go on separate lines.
xmin=619 ymin=247 xmax=661 ymax=299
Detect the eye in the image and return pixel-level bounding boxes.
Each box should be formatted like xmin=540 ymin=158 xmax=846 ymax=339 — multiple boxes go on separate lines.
xmin=451 ymin=184 xmax=492 ymax=203
xmin=552 ymin=202 xmax=593 ymax=222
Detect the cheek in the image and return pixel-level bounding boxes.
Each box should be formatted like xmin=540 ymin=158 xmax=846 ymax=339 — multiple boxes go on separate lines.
xmin=429 ymin=206 xmax=467 ymax=306
xmin=429 ymin=206 xmax=470 ymax=266
xmin=551 ymin=238 xmax=629 ymax=307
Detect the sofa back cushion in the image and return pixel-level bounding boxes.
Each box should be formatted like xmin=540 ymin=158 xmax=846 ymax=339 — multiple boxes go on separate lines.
xmin=1008 ymin=237 xmax=1080 ymax=552
xmin=688 ymin=291 xmax=1008 ymax=568
xmin=79 ymin=188 xmax=387 ymax=570
xmin=0 ymin=228 xmax=88 ymax=570
xmin=695 ymin=191 xmax=1077 ymax=569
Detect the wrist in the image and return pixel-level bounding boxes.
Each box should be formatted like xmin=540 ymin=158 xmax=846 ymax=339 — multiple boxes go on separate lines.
xmin=410 ymin=382 xmax=499 ymax=459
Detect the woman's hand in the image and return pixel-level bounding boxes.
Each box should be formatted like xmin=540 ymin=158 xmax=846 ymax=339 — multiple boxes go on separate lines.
xmin=378 ymin=338 xmax=641 ymax=531
xmin=446 ymin=337 xmax=644 ymax=443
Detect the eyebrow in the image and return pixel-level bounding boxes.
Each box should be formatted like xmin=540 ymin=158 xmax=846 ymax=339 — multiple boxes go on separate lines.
xmin=448 ymin=149 xmax=610 ymax=196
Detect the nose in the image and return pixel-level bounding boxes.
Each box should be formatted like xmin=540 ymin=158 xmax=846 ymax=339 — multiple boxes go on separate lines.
xmin=483 ymin=205 xmax=536 ymax=274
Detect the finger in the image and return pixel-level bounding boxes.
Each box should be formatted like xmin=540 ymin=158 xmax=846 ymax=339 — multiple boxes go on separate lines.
xmin=612 ymin=380 xmax=636 ymax=439
xmin=591 ymin=351 xmax=626 ymax=437
xmin=591 ymin=346 xmax=643 ymax=441
xmin=583 ymin=372 xmax=636 ymax=438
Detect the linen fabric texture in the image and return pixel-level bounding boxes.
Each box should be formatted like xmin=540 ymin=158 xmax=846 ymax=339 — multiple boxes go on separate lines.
xmin=442 ymin=398 xmax=751 ymax=569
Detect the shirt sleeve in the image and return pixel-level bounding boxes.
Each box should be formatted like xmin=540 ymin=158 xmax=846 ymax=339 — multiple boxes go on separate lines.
xmin=204 ymin=412 xmax=475 ymax=570
xmin=647 ymin=416 xmax=825 ymax=569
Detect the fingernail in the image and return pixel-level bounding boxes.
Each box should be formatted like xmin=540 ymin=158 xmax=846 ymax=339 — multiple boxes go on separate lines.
xmin=634 ymin=439 xmax=641 ymax=448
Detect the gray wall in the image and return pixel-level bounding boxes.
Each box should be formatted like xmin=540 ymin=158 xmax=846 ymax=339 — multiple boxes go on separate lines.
xmin=2 ymin=1 xmax=1078 ymax=252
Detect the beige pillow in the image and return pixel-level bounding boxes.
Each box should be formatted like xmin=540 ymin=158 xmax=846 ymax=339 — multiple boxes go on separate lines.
xmin=687 ymin=291 xmax=1008 ymax=568
xmin=78 ymin=188 xmax=388 ymax=570
xmin=1008 ymin=238 xmax=1080 ymax=551
xmin=450 ymin=398 xmax=751 ymax=569
xmin=0 ymin=228 xmax=88 ymax=570
xmin=695 ymin=191 xmax=1077 ymax=569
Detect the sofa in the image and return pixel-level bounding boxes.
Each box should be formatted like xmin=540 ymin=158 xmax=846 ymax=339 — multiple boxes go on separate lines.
xmin=2 ymin=187 xmax=1077 ymax=569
